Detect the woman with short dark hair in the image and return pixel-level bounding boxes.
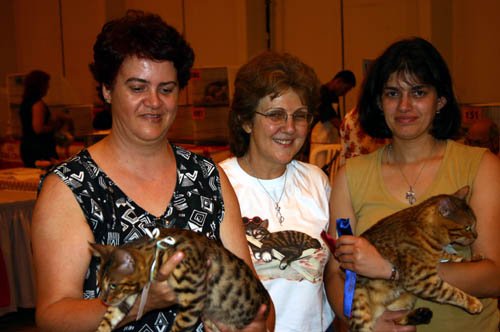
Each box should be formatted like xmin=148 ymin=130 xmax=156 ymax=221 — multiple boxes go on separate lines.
xmin=32 ymin=10 xmax=269 ymax=332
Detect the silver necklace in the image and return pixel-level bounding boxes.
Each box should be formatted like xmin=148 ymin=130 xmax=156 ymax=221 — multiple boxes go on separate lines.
xmin=244 ymin=157 xmax=287 ymax=225
xmin=389 ymin=142 xmax=436 ymax=205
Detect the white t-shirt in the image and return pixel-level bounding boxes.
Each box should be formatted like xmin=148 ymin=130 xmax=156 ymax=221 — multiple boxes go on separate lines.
xmin=220 ymin=157 xmax=334 ymax=332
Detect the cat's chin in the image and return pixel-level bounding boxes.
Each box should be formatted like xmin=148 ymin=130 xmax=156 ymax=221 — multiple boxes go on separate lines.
xmin=452 ymin=237 xmax=475 ymax=246
xmin=101 ymin=296 xmax=128 ymax=307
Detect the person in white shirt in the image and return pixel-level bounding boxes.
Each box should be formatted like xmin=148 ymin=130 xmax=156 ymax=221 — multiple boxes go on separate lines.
xmin=220 ymin=51 xmax=334 ymax=332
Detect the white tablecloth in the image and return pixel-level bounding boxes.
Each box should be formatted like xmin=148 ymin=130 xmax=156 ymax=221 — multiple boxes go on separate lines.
xmin=0 ymin=168 xmax=42 ymax=191
xmin=0 ymin=190 xmax=37 ymax=316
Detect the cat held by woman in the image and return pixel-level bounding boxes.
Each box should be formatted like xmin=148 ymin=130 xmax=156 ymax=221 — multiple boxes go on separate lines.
xmin=332 ymin=186 xmax=483 ymax=332
xmin=90 ymin=228 xmax=271 ymax=332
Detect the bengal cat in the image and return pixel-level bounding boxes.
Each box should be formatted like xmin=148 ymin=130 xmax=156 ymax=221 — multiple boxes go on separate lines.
xmin=348 ymin=186 xmax=483 ymax=332
xmin=244 ymin=216 xmax=322 ymax=269
xmin=90 ymin=228 xmax=271 ymax=332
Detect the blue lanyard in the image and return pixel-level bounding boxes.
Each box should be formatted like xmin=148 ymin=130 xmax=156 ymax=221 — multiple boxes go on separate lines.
xmin=336 ymin=218 xmax=356 ymax=318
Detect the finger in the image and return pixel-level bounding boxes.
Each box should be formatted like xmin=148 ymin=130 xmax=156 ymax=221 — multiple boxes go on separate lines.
xmin=339 ymin=263 xmax=355 ymax=272
xmin=157 ymin=251 xmax=184 ymax=280
xmin=335 ymin=235 xmax=357 ymax=247
xmin=333 ymin=245 xmax=354 ymax=257
xmin=255 ymin=304 xmax=268 ymax=319
xmin=205 ymin=319 xmax=229 ymax=332
xmin=336 ymin=251 xmax=355 ymax=263
xmin=384 ymin=310 xmax=410 ymax=319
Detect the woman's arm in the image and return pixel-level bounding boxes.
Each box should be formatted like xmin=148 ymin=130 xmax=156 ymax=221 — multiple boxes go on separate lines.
xmin=437 ymin=151 xmax=500 ymax=297
xmin=325 ymin=167 xmax=416 ymax=332
xmin=217 ymin=166 xmax=275 ymax=332
xmin=324 ymin=166 xmax=354 ymax=324
xmin=33 ymin=174 xmax=183 ymax=331
xmin=32 ymin=174 xmax=107 ymax=331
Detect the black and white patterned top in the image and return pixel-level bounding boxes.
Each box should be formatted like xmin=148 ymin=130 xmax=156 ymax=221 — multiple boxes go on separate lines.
xmin=49 ymin=144 xmax=224 ymax=332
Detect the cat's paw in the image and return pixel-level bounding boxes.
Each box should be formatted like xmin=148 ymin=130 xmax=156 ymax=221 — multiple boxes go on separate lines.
xmin=261 ymin=252 xmax=272 ymax=262
xmin=466 ymin=297 xmax=483 ymax=314
xmin=440 ymin=252 xmax=464 ymax=263
xmin=396 ymin=307 xmax=433 ymax=325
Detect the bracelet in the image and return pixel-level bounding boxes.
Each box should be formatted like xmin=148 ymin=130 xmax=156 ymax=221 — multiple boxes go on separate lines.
xmin=389 ymin=265 xmax=398 ymax=281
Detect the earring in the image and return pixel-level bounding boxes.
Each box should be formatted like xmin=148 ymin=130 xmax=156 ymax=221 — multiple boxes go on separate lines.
xmin=436 ymin=110 xmax=440 ymax=115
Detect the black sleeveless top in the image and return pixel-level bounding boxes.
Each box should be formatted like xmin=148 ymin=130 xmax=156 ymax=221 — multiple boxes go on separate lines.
xmin=19 ymin=99 xmax=57 ymax=167
xmin=50 ymin=145 xmax=224 ymax=331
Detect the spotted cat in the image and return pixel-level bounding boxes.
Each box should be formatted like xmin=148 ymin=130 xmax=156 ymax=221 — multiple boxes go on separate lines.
xmin=244 ymin=216 xmax=321 ymax=269
xmin=90 ymin=228 xmax=271 ymax=332
xmin=350 ymin=186 xmax=483 ymax=332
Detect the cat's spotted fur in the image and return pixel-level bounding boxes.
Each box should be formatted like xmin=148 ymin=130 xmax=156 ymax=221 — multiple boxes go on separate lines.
xmin=350 ymin=186 xmax=483 ymax=332
xmin=90 ymin=228 xmax=271 ymax=332
xmin=244 ymin=216 xmax=322 ymax=269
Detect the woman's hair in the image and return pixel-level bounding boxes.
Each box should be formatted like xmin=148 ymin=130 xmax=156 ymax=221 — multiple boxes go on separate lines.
xmin=228 ymin=51 xmax=320 ymax=157
xmin=358 ymin=37 xmax=461 ymax=139
xmin=89 ymin=10 xmax=194 ymax=90
xmin=22 ymin=70 xmax=50 ymax=102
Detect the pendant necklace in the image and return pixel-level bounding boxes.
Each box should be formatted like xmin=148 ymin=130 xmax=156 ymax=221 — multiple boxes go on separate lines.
xmin=244 ymin=157 xmax=287 ymax=225
xmin=390 ymin=142 xmax=436 ymax=205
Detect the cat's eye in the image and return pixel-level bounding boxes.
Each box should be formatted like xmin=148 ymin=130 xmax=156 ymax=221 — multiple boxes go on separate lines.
xmin=109 ymin=283 xmax=117 ymax=290
xmin=465 ymin=225 xmax=472 ymax=232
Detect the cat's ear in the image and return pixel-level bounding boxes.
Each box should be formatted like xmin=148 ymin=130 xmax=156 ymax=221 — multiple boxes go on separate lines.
xmin=89 ymin=242 xmax=112 ymax=258
xmin=114 ymin=249 xmax=136 ymax=275
xmin=453 ymin=186 xmax=469 ymax=200
xmin=437 ymin=197 xmax=454 ymax=217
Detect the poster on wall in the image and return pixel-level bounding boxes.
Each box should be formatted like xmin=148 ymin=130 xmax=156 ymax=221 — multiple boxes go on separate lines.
xmin=189 ymin=67 xmax=230 ymax=106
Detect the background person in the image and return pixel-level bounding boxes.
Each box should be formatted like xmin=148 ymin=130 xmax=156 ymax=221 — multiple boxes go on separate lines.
xmin=310 ymin=70 xmax=356 ymax=145
xmin=32 ymin=10 xmax=269 ymax=332
xmin=19 ymin=70 xmax=59 ymax=167
xmin=325 ymin=37 xmax=500 ymax=331
xmin=338 ymin=106 xmax=390 ymax=166
xmin=220 ymin=51 xmax=334 ymax=332
xmin=464 ymin=118 xmax=499 ymax=156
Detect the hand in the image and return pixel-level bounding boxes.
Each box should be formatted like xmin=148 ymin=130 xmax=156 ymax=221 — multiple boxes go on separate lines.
xmin=134 ymin=252 xmax=185 ymax=316
xmin=374 ymin=310 xmax=416 ymax=332
xmin=334 ymin=235 xmax=390 ymax=278
xmin=204 ymin=304 xmax=269 ymax=332
xmin=152 ymin=251 xmax=185 ymax=301
xmin=116 ymin=251 xmax=184 ymax=327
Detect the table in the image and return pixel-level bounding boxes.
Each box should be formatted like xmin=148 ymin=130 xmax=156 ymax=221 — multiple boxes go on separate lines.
xmin=0 ymin=168 xmax=43 ymax=191
xmin=0 ymin=190 xmax=37 ymax=316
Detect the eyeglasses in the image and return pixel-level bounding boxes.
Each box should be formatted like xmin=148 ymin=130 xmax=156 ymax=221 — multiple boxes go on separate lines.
xmin=254 ymin=108 xmax=314 ymax=126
